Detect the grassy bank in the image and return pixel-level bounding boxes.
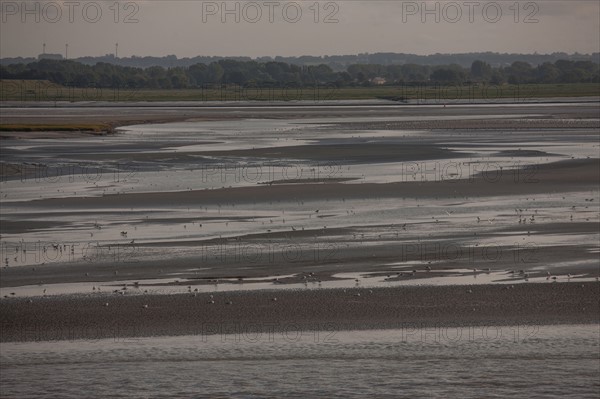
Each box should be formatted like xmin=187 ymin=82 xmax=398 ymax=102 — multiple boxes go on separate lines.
xmin=0 ymin=123 xmax=112 ymax=133
xmin=1 ymin=80 xmax=598 ymax=102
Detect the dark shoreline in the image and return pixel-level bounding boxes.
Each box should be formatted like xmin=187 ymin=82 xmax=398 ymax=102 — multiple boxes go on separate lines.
xmin=1 ymin=283 xmax=598 ymax=343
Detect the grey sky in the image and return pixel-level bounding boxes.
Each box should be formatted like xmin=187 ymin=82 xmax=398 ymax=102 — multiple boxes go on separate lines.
xmin=1 ymin=1 xmax=599 ymax=58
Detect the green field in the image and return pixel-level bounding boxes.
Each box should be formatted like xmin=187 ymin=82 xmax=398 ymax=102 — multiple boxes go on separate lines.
xmin=0 ymin=80 xmax=598 ymax=102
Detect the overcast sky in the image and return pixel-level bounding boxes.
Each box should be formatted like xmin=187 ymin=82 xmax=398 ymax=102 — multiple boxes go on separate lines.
xmin=1 ymin=1 xmax=599 ymax=58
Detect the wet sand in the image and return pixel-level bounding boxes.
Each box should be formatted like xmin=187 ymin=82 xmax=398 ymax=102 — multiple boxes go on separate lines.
xmin=0 ymin=283 xmax=598 ymax=342
xmin=1 ymin=101 xmax=599 ymax=343
xmin=1 ymin=156 xmax=598 ymax=289
xmin=9 ymin=158 xmax=598 ymax=209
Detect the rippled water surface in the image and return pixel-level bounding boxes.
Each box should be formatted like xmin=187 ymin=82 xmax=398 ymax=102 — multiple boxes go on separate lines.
xmin=1 ymin=324 xmax=598 ymax=398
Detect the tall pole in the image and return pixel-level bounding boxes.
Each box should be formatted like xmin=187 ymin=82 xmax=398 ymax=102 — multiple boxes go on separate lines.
xmin=115 ymin=43 xmax=119 ymax=58
xmin=43 ymin=43 xmax=46 ymax=54
xmin=65 ymin=43 xmax=68 ymax=59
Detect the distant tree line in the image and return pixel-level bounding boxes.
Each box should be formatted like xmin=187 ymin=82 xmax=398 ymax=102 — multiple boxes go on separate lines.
xmin=1 ymin=59 xmax=598 ymax=89
xmin=2 ymin=51 xmax=598 ymax=70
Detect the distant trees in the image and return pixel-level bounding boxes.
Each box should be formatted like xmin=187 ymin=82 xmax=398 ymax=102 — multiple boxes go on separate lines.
xmin=1 ymin=58 xmax=598 ymax=89
xmin=431 ymin=64 xmax=466 ymax=84
xmin=5 ymin=52 xmax=597 ymax=71
xmin=536 ymin=62 xmax=560 ymax=83
xmin=347 ymin=64 xmax=385 ymax=82
xmin=470 ymin=60 xmax=492 ymax=81
xmin=207 ymin=63 xmax=224 ymax=83
xmin=146 ymin=66 xmax=169 ymax=88
xmin=167 ymin=67 xmax=189 ymax=89
xmin=554 ymin=60 xmax=598 ymax=83
xmin=399 ymin=64 xmax=430 ymax=82
xmin=505 ymin=61 xmax=534 ymax=84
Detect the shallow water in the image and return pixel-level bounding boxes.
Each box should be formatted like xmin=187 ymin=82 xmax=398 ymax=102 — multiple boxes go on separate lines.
xmin=2 ymin=267 xmax=597 ymax=298
xmin=1 ymin=324 xmax=598 ymax=398
xmin=1 ymin=107 xmax=598 ymax=291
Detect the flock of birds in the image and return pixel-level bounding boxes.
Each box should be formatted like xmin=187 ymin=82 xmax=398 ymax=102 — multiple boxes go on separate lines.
xmin=3 ymin=189 xmax=597 ymax=270
xmin=2 ymin=174 xmax=598 ymax=300
xmin=4 ymin=265 xmax=598 ymax=300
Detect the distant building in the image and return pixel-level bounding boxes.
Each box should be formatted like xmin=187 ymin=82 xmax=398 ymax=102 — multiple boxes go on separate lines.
xmin=38 ymin=53 xmax=63 ymax=60
xmin=371 ymin=77 xmax=387 ymax=85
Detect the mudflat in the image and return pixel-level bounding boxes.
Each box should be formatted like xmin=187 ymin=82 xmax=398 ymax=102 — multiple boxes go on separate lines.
xmin=1 ymin=101 xmax=599 ymax=342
